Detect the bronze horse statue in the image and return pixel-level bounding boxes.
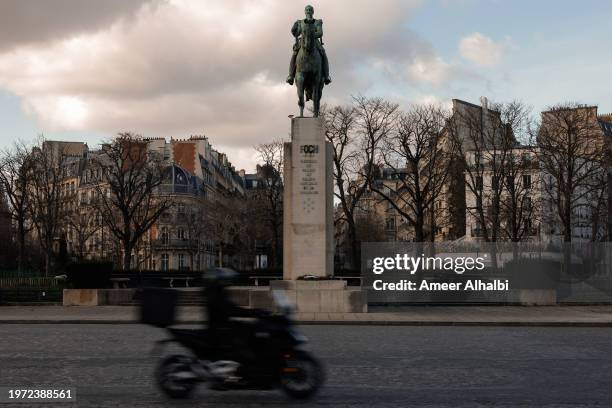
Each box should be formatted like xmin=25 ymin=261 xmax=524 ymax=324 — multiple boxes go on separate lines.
xmin=295 ymin=22 xmax=325 ymax=118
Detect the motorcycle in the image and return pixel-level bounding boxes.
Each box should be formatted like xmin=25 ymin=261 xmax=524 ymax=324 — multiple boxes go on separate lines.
xmin=149 ymin=290 xmax=324 ymax=399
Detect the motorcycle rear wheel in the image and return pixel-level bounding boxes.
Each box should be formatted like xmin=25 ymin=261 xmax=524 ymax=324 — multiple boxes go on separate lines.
xmin=156 ymin=355 xmax=198 ymax=399
xmin=280 ymin=350 xmax=324 ymax=399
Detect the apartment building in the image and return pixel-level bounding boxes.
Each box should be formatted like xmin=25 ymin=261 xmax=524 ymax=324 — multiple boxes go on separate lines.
xmin=464 ymin=147 xmax=542 ymax=242
xmin=335 ymin=99 xmax=612 ymax=247
xmin=464 ymin=105 xmax=612 ymax=243
xmin=51 ymin=136 xmax=247 ymax=270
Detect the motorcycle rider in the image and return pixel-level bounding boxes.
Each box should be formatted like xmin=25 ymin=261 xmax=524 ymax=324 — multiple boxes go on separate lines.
xmin=202 ymin=269 xmax=266 ymax=387
xmin=204 ymin=268 xmax=262 ymax=332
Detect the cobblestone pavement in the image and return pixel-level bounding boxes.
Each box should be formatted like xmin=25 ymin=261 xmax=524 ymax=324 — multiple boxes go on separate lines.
xmin=1 ymin=324 xmax=612 ymax=407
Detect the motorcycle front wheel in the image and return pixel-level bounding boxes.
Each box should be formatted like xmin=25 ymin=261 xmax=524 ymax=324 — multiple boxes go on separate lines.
xmin=280 ymin=350 xmax=324 ymax=399
xmin=156 ymin=355 xmax=198 ymax=399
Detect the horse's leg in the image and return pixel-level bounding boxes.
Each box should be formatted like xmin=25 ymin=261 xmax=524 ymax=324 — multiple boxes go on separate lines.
xmin=317 ymin=76 xmax=324 ymax=117
xmin=313 ymin=72 xmax=321 ymax=117
xmin=296 ymin=73 xmax=305 ymax=117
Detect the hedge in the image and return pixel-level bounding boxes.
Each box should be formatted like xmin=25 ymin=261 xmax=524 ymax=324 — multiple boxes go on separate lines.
xmin=66 ymin=261 xmax=114 ymax=289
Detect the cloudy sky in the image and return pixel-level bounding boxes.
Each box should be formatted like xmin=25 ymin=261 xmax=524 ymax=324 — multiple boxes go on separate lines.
xmin=1 ymin=0 xmax=611 ymax=171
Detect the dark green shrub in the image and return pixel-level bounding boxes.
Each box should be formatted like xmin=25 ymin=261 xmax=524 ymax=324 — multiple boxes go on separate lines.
xmin=66 ymin=261 xmax=113 ymax=289
xmin=113 ymin=269 xmax=203 ymax=287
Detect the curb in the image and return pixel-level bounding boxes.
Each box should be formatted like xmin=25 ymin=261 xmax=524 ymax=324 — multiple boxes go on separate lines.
xmin=1 ymin=319 xmax=612 ymax=327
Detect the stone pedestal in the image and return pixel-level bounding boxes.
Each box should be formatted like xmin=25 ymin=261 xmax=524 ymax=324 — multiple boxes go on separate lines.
xmin=63 ymin=289 xmax=136 ymax=306
xmin=270 ymin=280 xmax=367 ymax=313
xmin=279 ymin=117 xmax=367 ymax=313
xmin=283 ymin=117 xmax=334 ymax=279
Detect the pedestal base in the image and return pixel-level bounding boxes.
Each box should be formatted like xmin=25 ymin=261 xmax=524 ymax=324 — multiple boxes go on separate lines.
xmin=283 ymin=117 xmax=334 ymax=280
xmin=270 ymin=280 xmax=367 ymax=313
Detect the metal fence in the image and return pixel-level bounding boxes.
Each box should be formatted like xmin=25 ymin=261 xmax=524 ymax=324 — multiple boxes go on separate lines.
xmin=0 ymin=277 xmax=65 ymax=289
xmin=0 ymin=270 xmax=49 ymax=279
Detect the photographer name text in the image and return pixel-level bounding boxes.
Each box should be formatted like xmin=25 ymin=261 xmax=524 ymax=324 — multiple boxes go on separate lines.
xmin=372 ymin=279 xmax=509 ymax=291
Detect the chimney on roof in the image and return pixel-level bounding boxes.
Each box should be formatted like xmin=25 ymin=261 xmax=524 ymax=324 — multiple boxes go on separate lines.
xmin=480 ymin=96 xmax=489 ymax=111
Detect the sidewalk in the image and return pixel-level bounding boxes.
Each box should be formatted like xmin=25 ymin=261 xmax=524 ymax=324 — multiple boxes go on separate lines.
xmin=2 ymin=305 xmax=612 ymax=326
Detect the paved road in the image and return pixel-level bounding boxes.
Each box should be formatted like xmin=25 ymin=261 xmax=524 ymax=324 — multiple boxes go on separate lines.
xmin=1 ymin=325 xmax=611 ymax=407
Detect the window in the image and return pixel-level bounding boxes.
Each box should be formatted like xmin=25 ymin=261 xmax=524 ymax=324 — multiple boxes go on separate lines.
xmin=475 ymin=176 xmax=484 ymax=191
xmin=161 ymin=254 xmax=169 ymax=271
xmin=472 ymin=222 xmax=484 ymax=238
xmin=177 ymin=203 xmax=185 ymax=213
xmin=522 ymin=174 xmax=532 ymax=189
xmin=178 ymin=254 xmax=186 ymax=270
xmin=160 ymin=227 xmax=169 ymax=245
xmin=177 ymin=228 xmax=186 ymax=240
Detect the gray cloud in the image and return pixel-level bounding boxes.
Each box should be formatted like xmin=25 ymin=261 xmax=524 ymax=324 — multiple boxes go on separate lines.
xmin=0 ymin=0 xmax=477 ymax=170
xmin=0 ymin=0 xmax=154 ymax=52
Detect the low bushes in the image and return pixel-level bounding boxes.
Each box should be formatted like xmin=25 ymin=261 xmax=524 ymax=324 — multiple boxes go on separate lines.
xmin=0 ymin=288 xmax=63 ymax=304
xmin=112 ymin=269 xmax=203 ymax=288
xmin=66 ymin=261 xmax=113 ymax=289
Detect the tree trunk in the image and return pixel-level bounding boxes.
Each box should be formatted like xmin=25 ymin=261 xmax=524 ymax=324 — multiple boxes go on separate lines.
xmin=122 ymin=244 xmax=132 ymax=271
xmin=347 ymin=218 xmax=359 ymax=270
xmin=415 ymin=214 xmax=425 ymax=243
xmin=44 ymin=251 xmax=50 ymax=277
xmin=429 ymin=209 xmax=436 ymax=243
xmin=17 ymin=222 xmax=25 ymax=274
xmin=272 ymin=225 xmax=281 ymax=268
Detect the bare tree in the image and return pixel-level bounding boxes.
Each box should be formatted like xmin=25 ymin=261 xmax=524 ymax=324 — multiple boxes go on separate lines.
xmin=370 ymin=104 xmax=452 ymax=242
xmin=354 ymin=212 xmax=387 ymax=243
xmin=499 ymin=149 xmax=540 ymax=241
xmin=90 ymin=133 xmax=173 ymax=270
xmin=588 ymin=173 xmax=608 ymax=242
xmin=448 ymin=100 xmax=515 ymax=243
xmin=496 ymin=102 xmax=539 ymax=242
xmin=28 ymin=138 xmax=68 ymax=275
xmin=64 ymin=205 xmax=102 ymax=260
xmin=180 ymin=197 xmax=211 ymax=270
xmin=253 ymin=140 xmax=284 ymax=267
xmin=201 ymin=192 xmax=248 ymax=268
xmin=324 ymin=96 xmax=398 ymax=269
xmin=0 ymin=141 xmax=33 ymax=273
xmin=536 ymin=104 xmax=607 ymax=243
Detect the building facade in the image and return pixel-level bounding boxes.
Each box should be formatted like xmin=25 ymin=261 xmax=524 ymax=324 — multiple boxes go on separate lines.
xmin=52 ymin=136 xmax=249 ymax=270
xmin=334 ymin=98 xmax=612 ymax=250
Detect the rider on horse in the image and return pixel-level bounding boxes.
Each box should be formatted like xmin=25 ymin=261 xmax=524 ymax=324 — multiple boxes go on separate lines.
xmin=286 ymin=5 xmax=331 ymax=86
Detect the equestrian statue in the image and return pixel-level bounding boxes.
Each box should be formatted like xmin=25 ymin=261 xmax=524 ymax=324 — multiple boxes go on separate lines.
xmin=286 ymin=5 xmax=331 ymax=118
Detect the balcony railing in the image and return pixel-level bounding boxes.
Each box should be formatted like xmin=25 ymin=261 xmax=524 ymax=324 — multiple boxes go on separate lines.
xmin=157 ymin=184 xmax=200 ymax=195
xmin=152 ymin=238 xmax=199 ymax=248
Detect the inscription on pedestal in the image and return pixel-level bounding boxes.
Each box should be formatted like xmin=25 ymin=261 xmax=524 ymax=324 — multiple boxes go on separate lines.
xmin=299 ymin=144 xmax=320 ymax=214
